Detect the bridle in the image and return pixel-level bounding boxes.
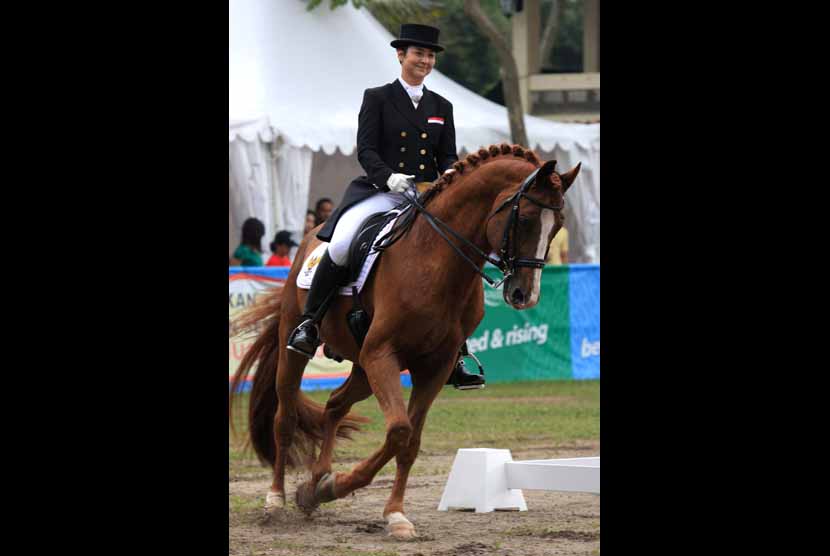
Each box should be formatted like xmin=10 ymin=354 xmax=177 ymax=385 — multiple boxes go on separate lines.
xmin=388 ymin=167 xmax=563 ymax=289
xmin=489 ymin=167 xmax=564 ymax=273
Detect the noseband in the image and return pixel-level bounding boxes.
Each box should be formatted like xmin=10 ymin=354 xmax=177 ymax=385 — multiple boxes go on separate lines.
xmin=385 ymin=167 xmax=563 ymax=289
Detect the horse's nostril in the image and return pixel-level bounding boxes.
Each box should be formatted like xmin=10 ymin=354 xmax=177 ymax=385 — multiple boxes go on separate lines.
xmin=511 ymin=288 xmax=525 ymax=305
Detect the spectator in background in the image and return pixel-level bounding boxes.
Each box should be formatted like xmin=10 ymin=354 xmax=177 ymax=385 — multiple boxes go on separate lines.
xmin=314 ymin=197 xmax=334 ymax=226
xmin=266 ymin=231 xmax=298 ymax=267
xmin=304 ymin=210 xmax=317 ymax=235
xmin=546 ymin=226 xmax=569 ymax=265
xmin=230 ymin=217 xmax=265 ymax=266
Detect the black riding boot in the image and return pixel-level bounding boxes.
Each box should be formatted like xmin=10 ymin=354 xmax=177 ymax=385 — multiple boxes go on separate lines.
xmin=286 ymin=250 xmax=349 ymax=358
xmin=447 ymin=343 xmax=486 ymax=390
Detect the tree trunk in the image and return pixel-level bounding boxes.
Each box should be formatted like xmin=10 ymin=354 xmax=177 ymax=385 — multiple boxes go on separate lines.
xmin=462 ymin=0 xmax=529 ymax=148
xmin=539 ymin=0 xmax=564 ymax=71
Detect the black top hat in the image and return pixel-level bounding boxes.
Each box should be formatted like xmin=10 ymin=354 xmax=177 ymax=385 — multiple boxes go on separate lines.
xmin=271 ymin=230 xmax=298 ymax=251
xmin=390 ymin=23 xmax=444 ymax=52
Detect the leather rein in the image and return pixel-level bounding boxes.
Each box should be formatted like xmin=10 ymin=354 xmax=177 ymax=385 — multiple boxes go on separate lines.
xmin=383 ymin=167 xmax=562 ymax=289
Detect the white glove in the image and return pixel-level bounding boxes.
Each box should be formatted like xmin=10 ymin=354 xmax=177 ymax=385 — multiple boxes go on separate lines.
xmin=387 ymin=173 xmax=414 ymax=194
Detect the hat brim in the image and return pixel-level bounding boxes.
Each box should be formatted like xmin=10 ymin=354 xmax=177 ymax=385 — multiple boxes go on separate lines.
xmin=390 ymin=39 xmax=444 ymax=53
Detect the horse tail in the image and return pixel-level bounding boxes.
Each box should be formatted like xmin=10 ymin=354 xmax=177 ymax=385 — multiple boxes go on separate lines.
xmin=229 ymin=287 xmax=284 ymax=465
xmin=229 ymin=285 xmax=367 ymax=469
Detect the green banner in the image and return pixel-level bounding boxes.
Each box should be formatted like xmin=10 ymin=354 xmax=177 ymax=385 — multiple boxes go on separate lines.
xmin=229 ymin=264 xmax=599 ymax=389
xmin=467 ymin=266 xmax=572 ymax=382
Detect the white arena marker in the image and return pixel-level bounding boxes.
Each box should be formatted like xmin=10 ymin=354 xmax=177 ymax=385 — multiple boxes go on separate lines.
xmin=438 ymin=448 xmax=526 ymax=513
xmin=438 ymin=449 xmax=599 ymax=513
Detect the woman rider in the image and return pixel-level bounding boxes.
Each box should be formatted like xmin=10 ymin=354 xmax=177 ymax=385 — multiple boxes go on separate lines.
xmin=287 ymin=24 xmax=484 ymax=390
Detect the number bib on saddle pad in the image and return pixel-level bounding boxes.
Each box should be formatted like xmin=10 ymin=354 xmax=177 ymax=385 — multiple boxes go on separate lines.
xmin=296 ymin=209 xmax=405 ymax=295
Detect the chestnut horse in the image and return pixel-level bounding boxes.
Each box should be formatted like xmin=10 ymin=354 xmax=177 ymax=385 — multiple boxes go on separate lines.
xmin=229 ymin=143 xmax=580 ymax=540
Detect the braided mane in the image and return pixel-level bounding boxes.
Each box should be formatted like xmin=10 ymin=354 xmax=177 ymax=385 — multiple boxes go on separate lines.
xmin=420 ymin=143 xmax=542 ymax=206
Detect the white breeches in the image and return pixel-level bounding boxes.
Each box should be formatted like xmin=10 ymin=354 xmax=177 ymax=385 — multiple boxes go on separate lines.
xmin=328 ymin=191 xmax=405 ymax=266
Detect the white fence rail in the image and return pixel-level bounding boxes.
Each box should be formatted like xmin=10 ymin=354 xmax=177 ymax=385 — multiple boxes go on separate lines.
xmin=438 ymin=449 xmax=599 ymax=513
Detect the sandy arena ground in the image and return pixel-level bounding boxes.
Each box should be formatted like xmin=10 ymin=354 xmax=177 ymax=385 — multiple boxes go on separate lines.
xmin=230 ymin=443 xmax=599 ymax=556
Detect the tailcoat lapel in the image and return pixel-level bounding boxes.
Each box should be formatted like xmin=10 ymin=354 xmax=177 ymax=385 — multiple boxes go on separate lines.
xmin=418 ymin=86 xmax=437 ymax=119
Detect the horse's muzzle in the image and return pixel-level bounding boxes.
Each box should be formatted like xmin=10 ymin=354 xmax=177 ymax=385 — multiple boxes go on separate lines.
xmin=503 ymin=279 xmax=531 ymax=309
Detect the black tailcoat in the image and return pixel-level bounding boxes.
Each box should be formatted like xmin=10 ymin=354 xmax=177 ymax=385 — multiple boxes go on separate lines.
xmin=318 ymin=80 xmax=458 ymax=242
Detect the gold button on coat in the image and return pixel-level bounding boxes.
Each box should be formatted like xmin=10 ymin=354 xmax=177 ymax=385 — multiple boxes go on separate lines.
xmin=419 ymin=164 xmax=425 ymax=170
xmin=420 ymin=149 xmax=426 ymax=155
xmin=420 ymin=132 xmax=428 ymax=139
xmin=401 ymin=131 xmax=407 ymax=137
xmin=399 ymin=162 xmax=405 ymax=168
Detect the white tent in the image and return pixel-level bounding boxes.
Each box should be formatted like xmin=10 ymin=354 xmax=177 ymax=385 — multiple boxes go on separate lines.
xmin=229 ymin=0 xmax=600 ymax=262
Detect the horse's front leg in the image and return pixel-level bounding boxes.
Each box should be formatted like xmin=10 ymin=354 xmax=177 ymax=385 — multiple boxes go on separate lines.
xmin=383 ymin=356 xmax=456 ymax=539
xmin=336 ymin=348 xmax=411 ymax=491
xmin=300 ymin=349 xmax=413 ymax=526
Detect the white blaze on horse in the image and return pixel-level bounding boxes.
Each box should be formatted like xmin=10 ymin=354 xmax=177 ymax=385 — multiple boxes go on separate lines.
xmin=230 ymin=143 xmax=580 ymax=540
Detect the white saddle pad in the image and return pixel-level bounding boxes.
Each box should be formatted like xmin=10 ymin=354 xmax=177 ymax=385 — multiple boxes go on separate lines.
xmin=296 ymin=209 xmax=404 ymax=295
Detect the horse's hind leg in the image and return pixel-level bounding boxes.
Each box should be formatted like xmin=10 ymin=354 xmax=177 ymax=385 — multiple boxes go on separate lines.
xmin=310 ymin=365 xmax=372 ymax=485
xmin=266 ymin=344 xmax=310 ymax=511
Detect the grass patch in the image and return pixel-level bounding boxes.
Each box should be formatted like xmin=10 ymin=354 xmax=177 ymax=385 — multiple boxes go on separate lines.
xmin=230 ymin=380 xmax=599 ymax=473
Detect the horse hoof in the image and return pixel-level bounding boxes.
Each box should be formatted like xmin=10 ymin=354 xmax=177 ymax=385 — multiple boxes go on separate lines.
xmin=386 ymin=512 xmax=417 ymax=540
xmin=295 ymin=481 xmax=319 ymax=515
xmin=295 ymin=473 xmax=338 ymax=514
xmin=264 ymin=490 xmax=286 ymax=512
xmin=314 ymin=473 xmax=337 ymax=504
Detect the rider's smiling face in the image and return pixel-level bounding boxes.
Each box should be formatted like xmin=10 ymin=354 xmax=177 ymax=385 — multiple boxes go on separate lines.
xmin=398 ymin=46 xmax=436 ymax=85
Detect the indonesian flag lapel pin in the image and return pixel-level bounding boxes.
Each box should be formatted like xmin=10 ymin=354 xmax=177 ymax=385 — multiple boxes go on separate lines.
xmin=427 ymin=116 xmax=444 ymax=125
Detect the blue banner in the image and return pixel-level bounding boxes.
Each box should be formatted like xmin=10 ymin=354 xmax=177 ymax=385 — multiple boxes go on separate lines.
xmin=568 ymin=264 xmax=600 ymax=379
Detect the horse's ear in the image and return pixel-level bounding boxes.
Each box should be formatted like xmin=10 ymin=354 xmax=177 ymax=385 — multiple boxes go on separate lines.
xmin=559 ymin=162 xmax=581 ymax=193
xmin=535 ymin=160 xmax=558 ymax=188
